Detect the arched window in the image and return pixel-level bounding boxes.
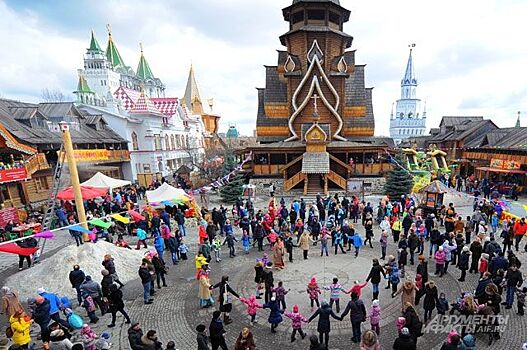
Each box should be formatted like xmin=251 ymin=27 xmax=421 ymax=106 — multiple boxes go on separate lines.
xmin=165 ymin=135 xmax=169 ymax=150
xmin=131 ymin=132 xmax=139 ymax=151
xmin=171 ymin=135 xmax=175 ymax=150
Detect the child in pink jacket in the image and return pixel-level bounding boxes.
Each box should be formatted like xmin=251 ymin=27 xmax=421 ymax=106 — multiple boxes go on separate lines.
xmin=306 ymin=277 xmax=321 ymax=310
xmin=284 ymin=305 xmax=308 ymax=342
xmin=239 ymin=295 xmax=263 ymax=324
xmin=369 ymin=299 xmax=381 ymax=335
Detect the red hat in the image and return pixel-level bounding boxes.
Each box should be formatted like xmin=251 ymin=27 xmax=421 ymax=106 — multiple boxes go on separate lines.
xmin=293 ymin=305 xmax=299 ymax=313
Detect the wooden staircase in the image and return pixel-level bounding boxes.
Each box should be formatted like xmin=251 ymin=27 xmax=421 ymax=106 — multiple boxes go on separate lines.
xmin=305 ymin=174 xmax=324 ymax=196
xmin=284 ymin=172 xmax=305 ymax=191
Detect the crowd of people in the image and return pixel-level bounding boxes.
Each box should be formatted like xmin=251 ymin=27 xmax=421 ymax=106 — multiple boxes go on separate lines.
xmin=2 ymin=177 xmax=527 ymax=349
xmin=190 ymin=192 xmax=527 ymax=350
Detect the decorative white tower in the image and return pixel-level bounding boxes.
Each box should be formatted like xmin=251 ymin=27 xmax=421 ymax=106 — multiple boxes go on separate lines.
xmin=390 ymin=44 xmax=426 ymax=145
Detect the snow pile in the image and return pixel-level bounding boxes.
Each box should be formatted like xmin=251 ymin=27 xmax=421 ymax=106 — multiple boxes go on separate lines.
xmin=6 ymin=241 xmax=147 ymax=300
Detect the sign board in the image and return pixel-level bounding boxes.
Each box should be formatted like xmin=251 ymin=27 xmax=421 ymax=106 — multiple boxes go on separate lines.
xmin=347 ymin=180 xmax=364 ymax=201
xmin=58 ymin=149 xmax=109 ymax=163
xmin=490 ymin=158 xmax=521 ymax=170
xmin=0 ymin=168 xmax=28 ymax=183
xmin=0 ymin=207 xmax=20 ymax=227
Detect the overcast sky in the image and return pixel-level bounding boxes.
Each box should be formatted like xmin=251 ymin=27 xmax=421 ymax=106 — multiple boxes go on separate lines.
xmin=1 ymin=0 xmax=526 ymax=136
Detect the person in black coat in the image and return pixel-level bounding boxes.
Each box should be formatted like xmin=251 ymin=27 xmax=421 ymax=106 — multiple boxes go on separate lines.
xmin=416 ymin=255 xmax=429 ymax=285
xmin=211 ymin=275 xmax=240 ymax=324
xmin=475 ymin=273 xmax=492 ymax=303
xmin=128 ymin=323 xmax=144 ymax=350
xmin=469 ymin=239 xmax=483 ymax=273
xmin=457 ymin=246 xmax=470 ymax=282
xmin=152 ymin=254 xmax=167 ymax=289
xmin=403 ymin=304 xmax=422 ymax=344
xmin=33 ymin=297 xmax=51 ymax=336
xmin=196 ymin=324 xmax=210 ymax=350
xmin=209 ymin=311 xmax=228 ymax=350
xmin=262 ymin=263 xmax=274 ymax=303
xmin=309 ymin=334 xmax=327 ymax=350
xmin=421 ymin=281 xmax=439 ymax=322
xmin=393 ymin=327 xmax=416 ymax=350
xmin=69 ymin=264 xmax=86 ymax=305
xmin=108 ymin=284 xmax=131 ymax=327
xmin=365 ymin=259 xmax=385 ymax=300
xmin=308 ymin=301 xmax=341 ymax=348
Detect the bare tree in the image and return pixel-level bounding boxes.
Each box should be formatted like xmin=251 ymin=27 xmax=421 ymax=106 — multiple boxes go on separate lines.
xmin=41 ymin=88 xmax=66 ymax=102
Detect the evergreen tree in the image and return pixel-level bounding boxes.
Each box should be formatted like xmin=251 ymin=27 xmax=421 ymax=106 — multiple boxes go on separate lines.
xmin=219 ymin=153 xmax=244 ymax=203
xmin=384 ymin=154 xmax=414 ymax=199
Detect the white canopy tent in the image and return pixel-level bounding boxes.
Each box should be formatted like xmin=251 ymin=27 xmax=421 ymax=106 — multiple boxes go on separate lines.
xmin=146 ymin=182 xmax=188 ymax=203
xmin=81 ymin=172 xmax=131 ymax=190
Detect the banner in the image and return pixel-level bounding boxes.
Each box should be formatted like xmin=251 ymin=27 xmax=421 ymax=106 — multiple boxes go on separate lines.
xmin=0 ymin=168 xmax=28 ymax=183
xmin=0 ymin=207 xmax=19 ymax=227
xmin=58 ymin=149 xmax=109 ymax=163
xmin=490 ymin=158 xmax=521 ymax=170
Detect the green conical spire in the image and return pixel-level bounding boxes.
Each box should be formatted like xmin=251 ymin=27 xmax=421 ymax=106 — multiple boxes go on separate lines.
xmin=76 ymin=71 xmax=93 ymax=93
xmin=136 ymin=43 xmax=155 ymax=80
xmin=105 ymin=24 xmax=126 ymax=69
xmin=88 ymin=30 xmax=102 ymax=53
xmin=515 ymin=111 xmax=521 ymax=128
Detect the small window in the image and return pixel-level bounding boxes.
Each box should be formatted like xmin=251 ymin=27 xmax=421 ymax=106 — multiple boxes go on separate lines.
xmin=154 ymin=135 xmax=162 ymax=151
xmin=291 ymin=11 xmax=304 ymax=24
xmin=35 ymin=176 xmax=49 ymax=192
xmin=307 ymin=9 xmax=325 ymax=20
xmin=329 ymin=11 xmax=340 ymax=24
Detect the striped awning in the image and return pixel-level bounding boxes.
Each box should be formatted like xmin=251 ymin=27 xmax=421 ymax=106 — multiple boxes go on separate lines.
xmin=302 ymin=152 xmax=329 ymax=174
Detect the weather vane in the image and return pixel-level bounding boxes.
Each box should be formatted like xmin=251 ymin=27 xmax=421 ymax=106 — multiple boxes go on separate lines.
xmin=106 ymin=23 xmax=112 ymax=35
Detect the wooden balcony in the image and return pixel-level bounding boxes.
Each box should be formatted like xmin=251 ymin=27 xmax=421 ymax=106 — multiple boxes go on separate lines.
xmin=25 ymin=153 xmax=50 ymax=176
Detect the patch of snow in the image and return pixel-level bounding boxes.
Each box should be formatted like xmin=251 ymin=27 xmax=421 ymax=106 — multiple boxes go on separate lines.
xmin=6 ymin=241 xmax=147 ymax=301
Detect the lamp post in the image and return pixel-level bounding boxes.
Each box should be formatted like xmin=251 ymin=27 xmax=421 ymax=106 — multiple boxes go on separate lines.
xmin=59 ymin=122 xmax=88 ymax=235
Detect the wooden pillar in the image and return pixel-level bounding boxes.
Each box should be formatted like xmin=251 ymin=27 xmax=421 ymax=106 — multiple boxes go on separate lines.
xmin=267 ymin=153 xmax=271 ymax=175
xmin=324 ymin=174 xmax=328 ymax=195
xmin=362 ymin=151 xmax=366 ymax=174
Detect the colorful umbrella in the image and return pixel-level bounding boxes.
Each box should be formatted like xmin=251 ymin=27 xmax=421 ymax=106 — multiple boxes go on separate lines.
xmin=34 ymin=231 xmax=54 ymax=239
xmin=89 ymin=218 xmax=112 ymax=229
xmin=56 ymin=186 xmax=108 ymax=201
xmin=128 ymin=210 xmax=145 ymax=222
xmin=0 ymin=243 xmax=38 ymax=256
xmin=111 ymin=214 xmax=130 ymax=224
xmin=69 ymin=225 xmax=92 ymax=234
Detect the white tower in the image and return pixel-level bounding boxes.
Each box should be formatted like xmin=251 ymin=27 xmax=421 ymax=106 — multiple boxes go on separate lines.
xmin=82 ymin=29 xmax=121 ymax=106
xmin=390 ymin=44 xmax=426 ymax=145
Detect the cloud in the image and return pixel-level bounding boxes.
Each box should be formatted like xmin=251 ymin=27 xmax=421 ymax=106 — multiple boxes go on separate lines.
xmin=1 ymin=0 xmax=526 ymax=136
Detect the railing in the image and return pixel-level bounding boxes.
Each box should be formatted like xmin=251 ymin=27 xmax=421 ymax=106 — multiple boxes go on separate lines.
xmin=327 ymin=170 xmax=347 ymax=190
xmin=25 ymin=153 xmax=50 ymax=176
xmin=279 ymin=155 xmax=303 ymax=173
xmin=284 ymin=172 xmax=305 ymax=191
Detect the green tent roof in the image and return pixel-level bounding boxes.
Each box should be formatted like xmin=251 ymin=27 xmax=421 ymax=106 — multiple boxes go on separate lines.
xmin=76 ymin=73 xmax=93 ymax=93
xmin=226 ymin=125 xmax=239 ymax=138
xmin=106 ymin=33 xmax=126 ymax=69
xmin=88 ymin=30 xmax=103 ymax=53
xmin=136 ymin=46 xmax=155 ymax=80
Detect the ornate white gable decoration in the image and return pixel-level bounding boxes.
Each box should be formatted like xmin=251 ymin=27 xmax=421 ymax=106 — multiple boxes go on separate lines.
xmin=284 ymin=55 xmax=296 ymax=73
xmin=307 ymin=40 xmax=324 ymax=64
xmin=286 ymin=54 xmax=345 ymax=142
xmin=337 ymin=56 xmax=347 ymax=73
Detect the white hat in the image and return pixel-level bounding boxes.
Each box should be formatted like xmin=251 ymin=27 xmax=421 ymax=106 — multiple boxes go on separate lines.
xmin=462 ymin=246 xmax=469 ymax=252
xmin=372 ymin=299 xmax=379 ymax=307
xmin=37 ymin=287 xmax=46 ymax=294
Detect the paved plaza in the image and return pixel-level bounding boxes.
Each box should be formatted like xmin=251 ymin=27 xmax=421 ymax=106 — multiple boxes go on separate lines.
xmin=2 ymin=194 xmax=527 ymax=349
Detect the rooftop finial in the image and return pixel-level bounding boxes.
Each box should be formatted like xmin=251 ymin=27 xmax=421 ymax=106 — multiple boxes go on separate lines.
xmin=140 ymin=42 xmax=144 ymax=54
xmin=409 ymin=43 xmax=416 ymax=52
xmin=106 ymin=23 xmax=112 ymax=37
xmin=516 ymin=111 xmax=521 ymax=128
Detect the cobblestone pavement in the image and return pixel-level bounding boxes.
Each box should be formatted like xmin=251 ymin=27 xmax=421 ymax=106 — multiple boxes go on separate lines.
xmin=3 ymin=194 xmax=527 ymax=349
